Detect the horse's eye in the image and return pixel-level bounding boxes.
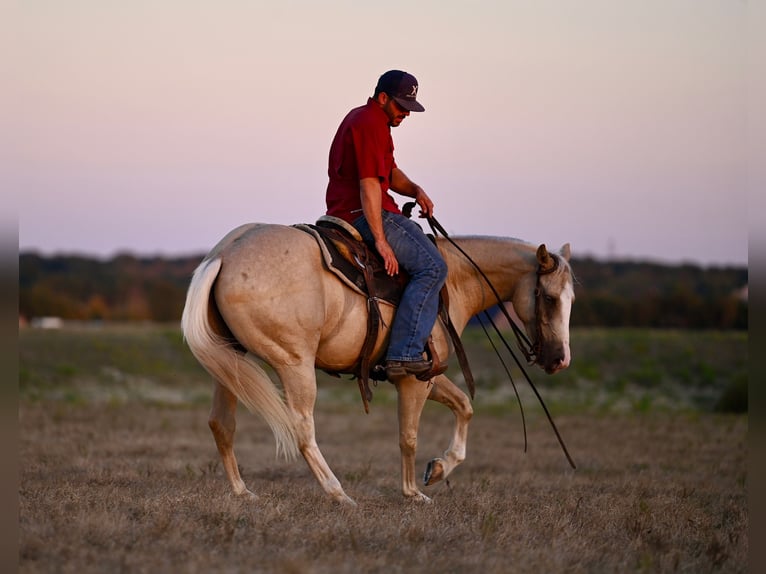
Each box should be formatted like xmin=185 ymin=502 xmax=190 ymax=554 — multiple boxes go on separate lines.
xmin=544 ymin=294 xmax=556 ymax=305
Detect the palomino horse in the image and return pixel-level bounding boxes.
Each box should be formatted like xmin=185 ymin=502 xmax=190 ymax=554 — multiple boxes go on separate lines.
xmin=181 ymin=223 xmax=574 ymax=504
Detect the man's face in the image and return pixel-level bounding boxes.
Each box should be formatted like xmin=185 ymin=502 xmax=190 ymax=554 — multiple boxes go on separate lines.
xmin=382 ymin=95 xmax=410 ymax=127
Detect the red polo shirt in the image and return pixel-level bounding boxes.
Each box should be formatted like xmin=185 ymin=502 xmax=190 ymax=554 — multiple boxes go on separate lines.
xmin=326 ymin=98 xmax=402 ymax=224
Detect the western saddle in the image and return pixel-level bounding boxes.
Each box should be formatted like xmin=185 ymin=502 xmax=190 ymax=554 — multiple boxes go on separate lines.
xmin=295 ymin=215 xmax=473 ymax=413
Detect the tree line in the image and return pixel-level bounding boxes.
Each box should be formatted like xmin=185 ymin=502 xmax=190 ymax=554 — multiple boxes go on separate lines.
xmin=19 ymin=252 xmax=748 ymax=330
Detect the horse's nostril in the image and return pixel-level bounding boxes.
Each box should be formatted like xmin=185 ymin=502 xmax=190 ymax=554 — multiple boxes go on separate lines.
xmin=545 ymin=352 xmax=569 ymax=373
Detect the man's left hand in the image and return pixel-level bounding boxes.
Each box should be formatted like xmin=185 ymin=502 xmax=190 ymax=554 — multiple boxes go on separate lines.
xmin=414 ymin=187 xmax=434 ymax=218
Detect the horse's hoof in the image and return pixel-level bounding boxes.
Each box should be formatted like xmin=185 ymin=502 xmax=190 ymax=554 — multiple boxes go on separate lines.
xmin=236 ymin=489 xmax=258 ymax=502
xmin=406 ymin=491 xmax=433 ymax=503
xmin=331 ymin=491 xmax=358 ymax=507
xmin=424 ymin=458 xmax=445 ymax=486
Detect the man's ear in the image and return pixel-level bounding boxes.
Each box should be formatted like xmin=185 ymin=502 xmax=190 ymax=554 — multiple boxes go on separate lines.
xmin=374 ymin=92 xmax=388 ymax=106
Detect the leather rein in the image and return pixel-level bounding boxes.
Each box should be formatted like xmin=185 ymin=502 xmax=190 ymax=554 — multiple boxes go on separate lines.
xmin=417 ymin=209 xmax=577 ymax=470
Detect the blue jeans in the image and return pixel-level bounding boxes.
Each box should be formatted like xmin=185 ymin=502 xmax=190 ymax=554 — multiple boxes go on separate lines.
xmin=353 ymin=211 xmax=448 ymax=362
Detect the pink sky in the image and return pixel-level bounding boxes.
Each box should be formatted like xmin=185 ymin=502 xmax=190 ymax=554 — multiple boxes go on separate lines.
xmin=6 ymin=1 xmax=753 ymax=266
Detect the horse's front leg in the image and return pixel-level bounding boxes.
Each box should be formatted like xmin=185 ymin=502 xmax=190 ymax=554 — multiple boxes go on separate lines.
xmin=394 ymin=375 xmax=433 ymax=501
xmin=423 ymin=374 xmax=473 ymax=486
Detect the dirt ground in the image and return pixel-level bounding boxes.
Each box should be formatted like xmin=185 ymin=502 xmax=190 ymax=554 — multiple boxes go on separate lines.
xmin=19 ymin=397 xmax=747 ymax=573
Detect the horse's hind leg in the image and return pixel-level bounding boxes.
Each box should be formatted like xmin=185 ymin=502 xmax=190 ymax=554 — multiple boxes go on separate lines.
xmin=276 ymin=364 xmax=357 ymax=506
xmin=209 ymin=381 xmax=256 ymax=499
xmin=422 ymin=375 xmax=474 ymax=487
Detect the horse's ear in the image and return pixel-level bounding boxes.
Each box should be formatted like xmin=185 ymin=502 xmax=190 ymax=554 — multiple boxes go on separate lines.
xmin=536 ymin=244 xmax=555 ymax=271
xmin=560 ymin=243 xmax=571 ymax=261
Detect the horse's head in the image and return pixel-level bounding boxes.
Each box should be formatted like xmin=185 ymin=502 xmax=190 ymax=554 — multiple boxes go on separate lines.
xmin=512 ymin=243 xmax=574 ymax=374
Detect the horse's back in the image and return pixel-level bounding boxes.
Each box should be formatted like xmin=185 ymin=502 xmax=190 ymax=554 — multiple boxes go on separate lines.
xmin=203 ymin=223 xmax=262 ymax=262
xmin=214 ymin=223 xmax=325 ymax=304
xmin=211 ymin=223 xmax=311 ymax=260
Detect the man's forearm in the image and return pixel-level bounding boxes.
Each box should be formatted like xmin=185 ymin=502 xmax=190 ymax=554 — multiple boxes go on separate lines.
xmin=359 ymin=177 xmax=399 ymax=275
xmin=390 ymin=167 xmax=421 ymax=197
xmin=390 ymin=167 xmax=434 ymax=218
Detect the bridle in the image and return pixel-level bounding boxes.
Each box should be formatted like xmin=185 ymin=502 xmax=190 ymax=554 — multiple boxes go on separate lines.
xmin=424 ymin=214 xmax=558 ymax=367
xmin=420 ymin=211 xmax=576 ymax=470
xmin=527 ymin=252 xmax=561 ymax=363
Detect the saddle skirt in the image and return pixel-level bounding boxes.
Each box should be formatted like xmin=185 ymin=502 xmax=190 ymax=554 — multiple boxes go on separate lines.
xmin=294 ymin=216 xmax=408 ymax=307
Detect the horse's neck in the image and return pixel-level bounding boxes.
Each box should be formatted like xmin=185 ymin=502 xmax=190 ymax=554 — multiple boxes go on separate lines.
xmin=440 ymin=236 xmax=536 ymax=327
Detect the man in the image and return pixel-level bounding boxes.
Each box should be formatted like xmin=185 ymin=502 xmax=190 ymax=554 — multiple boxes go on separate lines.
xmin=326 ymin=70 xmax=448 ymax=381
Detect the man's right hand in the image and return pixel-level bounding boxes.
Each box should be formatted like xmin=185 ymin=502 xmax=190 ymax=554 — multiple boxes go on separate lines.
xmin=375 ymin=238 xmax=399 ymax=276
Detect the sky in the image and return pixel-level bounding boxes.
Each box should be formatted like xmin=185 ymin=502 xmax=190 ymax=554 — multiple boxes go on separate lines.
xmin=5 ymin=1 xmax=755 ymax=267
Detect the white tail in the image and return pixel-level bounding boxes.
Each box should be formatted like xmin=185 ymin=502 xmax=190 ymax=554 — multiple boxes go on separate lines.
xmin=181 ymin=257 xmax=299 ymax=460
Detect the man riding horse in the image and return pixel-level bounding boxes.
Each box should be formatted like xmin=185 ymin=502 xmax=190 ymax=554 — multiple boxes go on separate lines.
xmin=181 ymin=70 xmax=575 ymax=504
xmin=325 ymin=70 xmax=447 ymax=381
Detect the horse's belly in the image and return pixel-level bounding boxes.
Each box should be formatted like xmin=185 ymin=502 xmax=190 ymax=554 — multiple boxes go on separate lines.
xmin=315 ymin=294 xmax=394 ymax=371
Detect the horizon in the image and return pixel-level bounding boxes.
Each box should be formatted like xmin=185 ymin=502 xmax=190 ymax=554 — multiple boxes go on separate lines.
xmin=17 ymin=240 xmax=749 ymax=271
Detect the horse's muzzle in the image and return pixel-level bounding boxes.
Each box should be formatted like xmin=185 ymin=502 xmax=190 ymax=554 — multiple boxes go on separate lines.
xmin=542 ymin=345 xmax=571 ymax=374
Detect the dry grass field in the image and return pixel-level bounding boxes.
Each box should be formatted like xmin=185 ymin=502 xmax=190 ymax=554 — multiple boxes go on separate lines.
xmin=19 ymin=325 xmax=748 ymax=573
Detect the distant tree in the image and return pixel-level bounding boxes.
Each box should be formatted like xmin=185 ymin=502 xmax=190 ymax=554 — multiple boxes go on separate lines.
xmin=147 ymin=280 xmax=185 ymax=322
xmin=18 ymin=252 xmax=747 ymax=329
xmin=20 ymin=284 xmax=83 ymax=319
xmin=85 ymin=294 xmax=110 ymax=320
xmin=112 ymin=288 xmax=151 ymax=321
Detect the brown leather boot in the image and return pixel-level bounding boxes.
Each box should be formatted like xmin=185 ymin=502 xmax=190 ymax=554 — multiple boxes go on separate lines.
xmin=417 ymin=361 xmax=448 ymax=381
xmin=385 ymin=359 xmax=432 ymax=381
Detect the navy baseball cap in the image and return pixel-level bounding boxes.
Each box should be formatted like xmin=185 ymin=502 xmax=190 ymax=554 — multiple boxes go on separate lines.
xmin=375 ymin=70 xmax=425 ymax=112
